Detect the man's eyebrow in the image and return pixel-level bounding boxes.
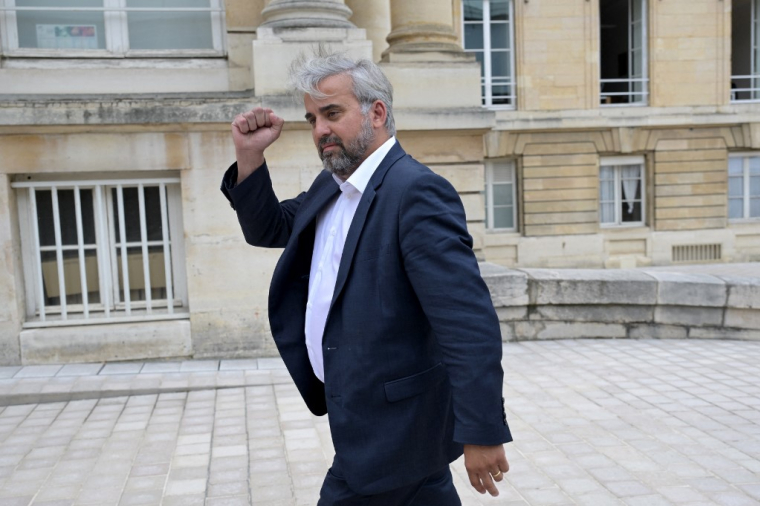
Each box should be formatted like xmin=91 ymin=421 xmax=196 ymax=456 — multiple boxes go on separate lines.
xmin=319 ymin=104 xmax=342 ymax=113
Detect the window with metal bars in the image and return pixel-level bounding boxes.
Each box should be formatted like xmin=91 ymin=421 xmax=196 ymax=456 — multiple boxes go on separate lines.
xmin=600 ymin=0 xmax=648 ymax=106
xmin=728 ymin=154 xmax=760 ymax=220
xmin=462 ymin=0 xmax=516 ymax=108
xmin=13 ymin=177 xmax=188 ymax=327
xmin=731 ymin=0 xmax=760 ymax=102
xmin=0 ymin=0 xmax=225 ymax=57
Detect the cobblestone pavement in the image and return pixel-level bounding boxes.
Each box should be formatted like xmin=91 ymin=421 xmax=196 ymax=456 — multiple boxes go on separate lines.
xmin=1 ymin=339 xmax=759 ymax=505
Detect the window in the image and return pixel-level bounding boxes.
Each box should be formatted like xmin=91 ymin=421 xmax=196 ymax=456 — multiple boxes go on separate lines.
xmin=13 ymin=177 xmax=188 ymax=327
xmin=600 ymin=0 xmax=648 ymax=106
xmin=0 ymin=0 xmax=225 ymax=57
xmin=729 ymin=154 xmax=760 ymax=220
xmin=462 ymin=0 xmax=516 ymax=108
xmin=731 ymin=0 xmax=760 ymax=102
xmin=599 ymin=157 xmax=645 ymax=226
xmin=485 ymin=161 xmax=517 ymax=230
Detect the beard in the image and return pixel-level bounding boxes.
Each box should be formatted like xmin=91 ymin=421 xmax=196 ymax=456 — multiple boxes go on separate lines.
xmin=318 ymin=114 xmax=375 ymax=178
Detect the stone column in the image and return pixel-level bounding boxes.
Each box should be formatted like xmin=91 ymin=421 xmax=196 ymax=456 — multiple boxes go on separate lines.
xmin=259 ymin=0 xmax=355 ymax=28
xmin=345 ymin=0 xmax=391 ymax=62
xmin=252 ymin=0 xmax=371 ymax=95
xmin=383 ymin=0 xmax=464 ymax=59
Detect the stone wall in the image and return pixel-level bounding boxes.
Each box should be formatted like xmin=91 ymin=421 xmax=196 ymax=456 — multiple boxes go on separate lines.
xmin=481 ymin=263 xmax=760 ymax=342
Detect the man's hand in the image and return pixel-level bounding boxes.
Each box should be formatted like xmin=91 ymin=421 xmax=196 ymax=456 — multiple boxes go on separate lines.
xmin=463 ymin=444 xmax=509 ymax=496
xmin=231 ymin=107 xmax=285 ymax=184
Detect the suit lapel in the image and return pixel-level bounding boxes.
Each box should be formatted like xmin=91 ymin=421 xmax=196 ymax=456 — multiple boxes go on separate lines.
xmin=329 ymin=142 xmax=406 ymax=310
xmin=292 ymin=172 xmax=341 ymax=238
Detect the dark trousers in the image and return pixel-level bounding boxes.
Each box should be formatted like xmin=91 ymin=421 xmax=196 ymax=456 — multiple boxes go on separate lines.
xmin=317 ymin=461 xmax=461 ymax=506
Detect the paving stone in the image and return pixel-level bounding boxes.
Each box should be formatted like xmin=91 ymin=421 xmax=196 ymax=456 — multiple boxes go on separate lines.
xmin=56 ymin=364 xmax=103 ymax=377
xmin=139 ymin=362 xmax=181 ymax=373
xmin=99 ymin=363 xmax=144 ymax=375
xmin=179 ymin=361 xmax=219 ymax=372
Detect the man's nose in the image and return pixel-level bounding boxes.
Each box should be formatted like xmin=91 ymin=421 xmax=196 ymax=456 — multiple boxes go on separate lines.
xmin=313 ymin=118 xmax=331 ymax=140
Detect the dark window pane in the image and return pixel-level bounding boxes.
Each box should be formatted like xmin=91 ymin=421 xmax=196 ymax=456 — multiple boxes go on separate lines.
xmin=144 ymin=186 xmax=164 ymax=241
xmin=112 ymin=187 xmax=142 ymax=243
xmin=464 ymin=23 xmax=484 ymax=50
xmin=80 ymin=189 xmax=96 ymax=245
xmin=751 ymin=198 xmax=760 ymax=217
xmin=490 ymin=0 xmax=509 ymax=21
xmin=463 ymin=0 xmax=483 ymax=21
xmin=491 ymin=51 xmax=510 ymax=78
xmin=490 ymin=22 xmax=509 ymax=49
xmin=621 ymin=201 xmax=642 ymax=223
xmin=36 ymin=190 xmax=55 ymax=247
xmin=492 ymin=85 xmax=512 ymax=103
xmin=57 ymin=189 xmax=78 ymax=246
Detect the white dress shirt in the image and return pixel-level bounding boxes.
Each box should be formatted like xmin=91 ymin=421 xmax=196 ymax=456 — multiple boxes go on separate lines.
xmin=305 ymin=136 xmax=397 ymax=382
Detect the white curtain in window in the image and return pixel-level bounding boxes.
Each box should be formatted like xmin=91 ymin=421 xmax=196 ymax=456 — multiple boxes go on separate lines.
xmin=621 ymin=165 xmax=641 ymax=213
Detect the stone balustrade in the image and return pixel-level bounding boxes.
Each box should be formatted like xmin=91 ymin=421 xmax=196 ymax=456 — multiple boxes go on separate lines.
xmin=480 ymin=263 xmax=760 ymax=342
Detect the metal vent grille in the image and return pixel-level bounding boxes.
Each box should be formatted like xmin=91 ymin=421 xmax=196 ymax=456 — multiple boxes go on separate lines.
xmin=672 ymin=244 xmax=722 ymax=263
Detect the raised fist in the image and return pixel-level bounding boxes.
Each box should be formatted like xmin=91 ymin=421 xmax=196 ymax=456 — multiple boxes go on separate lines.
xmin=231 ymin=107 xmax=285 ymax=183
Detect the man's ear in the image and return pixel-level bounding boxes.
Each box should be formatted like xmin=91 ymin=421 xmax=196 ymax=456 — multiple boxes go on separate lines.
xmin=371 ymin=100 xmax=388 ymax=129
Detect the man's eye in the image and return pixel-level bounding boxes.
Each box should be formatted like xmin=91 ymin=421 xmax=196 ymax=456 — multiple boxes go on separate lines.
xmin=328 ymin=111 xmax=339 ymax=118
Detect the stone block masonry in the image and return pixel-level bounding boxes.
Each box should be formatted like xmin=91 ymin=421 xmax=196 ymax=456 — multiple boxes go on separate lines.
xmin=481 ymin=263 xmax=760 ymax=341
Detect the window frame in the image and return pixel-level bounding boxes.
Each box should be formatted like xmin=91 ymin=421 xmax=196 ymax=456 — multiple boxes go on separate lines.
xmin=461 ymin=0 xmax=517 ymax=110
xmin=728 ymin=152 xmax=760 ymax=221
xmin=599 ymin=0 xmax=649 ymax=107
xmin=13 ymin=176 xmax=189 ymax=328
xmin=485 ymin=159 xmax=518 ymax=232
xmin=731 ymin=0 xmax=760 ymax=103
xmin=0 ymin=0 xmax=226 ymax=58
xmin=599 ymin=155 xmax=646 ymax=228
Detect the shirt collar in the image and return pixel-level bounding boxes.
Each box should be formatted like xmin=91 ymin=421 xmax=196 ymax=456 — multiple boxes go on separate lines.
xmin=332 ymin=136 xmax=396 ymax=194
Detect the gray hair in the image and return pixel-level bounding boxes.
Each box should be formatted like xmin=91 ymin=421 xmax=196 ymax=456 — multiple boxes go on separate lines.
xmin=289 ymin=49 xmax=396 ymax=136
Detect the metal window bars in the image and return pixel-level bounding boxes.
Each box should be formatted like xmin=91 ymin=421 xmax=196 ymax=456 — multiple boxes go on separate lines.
xmin=600 ymin=77 xmax=649 ymax=106
xmin=730 ymin=75 xmax=760 ymax=102
xmin=13 ymin=178 xmax=185 ymax=326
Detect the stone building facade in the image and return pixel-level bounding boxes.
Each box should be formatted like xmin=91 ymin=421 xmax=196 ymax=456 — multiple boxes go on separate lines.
xmin=0 ymin=0 xmax=758 ymax=364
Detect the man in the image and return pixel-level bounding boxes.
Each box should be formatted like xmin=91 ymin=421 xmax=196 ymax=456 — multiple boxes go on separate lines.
xmin=221 ymin=52 xmax=512 ymax=505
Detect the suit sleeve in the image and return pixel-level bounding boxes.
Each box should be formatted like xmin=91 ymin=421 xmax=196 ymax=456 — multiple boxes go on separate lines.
xmin=399 ymin=171 xmax=512 ymax=446
xmin=220 ymin=161 xmax=306 ymax=248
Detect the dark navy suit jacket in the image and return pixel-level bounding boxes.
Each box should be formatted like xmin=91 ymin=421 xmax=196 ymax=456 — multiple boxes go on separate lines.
xmin=221 ymin=142 xmax=512 ymax=495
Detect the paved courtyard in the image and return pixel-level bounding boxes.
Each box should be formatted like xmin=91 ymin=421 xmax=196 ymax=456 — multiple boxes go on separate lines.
xmin=0 ymin=339 xmax=759 ymax=505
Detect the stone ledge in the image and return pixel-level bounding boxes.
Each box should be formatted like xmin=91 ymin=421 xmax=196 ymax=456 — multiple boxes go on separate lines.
xmin=481 ymin=263 xmax=760 ymax=342
xmin=19 ymin=320 xmax=193 ymax=364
